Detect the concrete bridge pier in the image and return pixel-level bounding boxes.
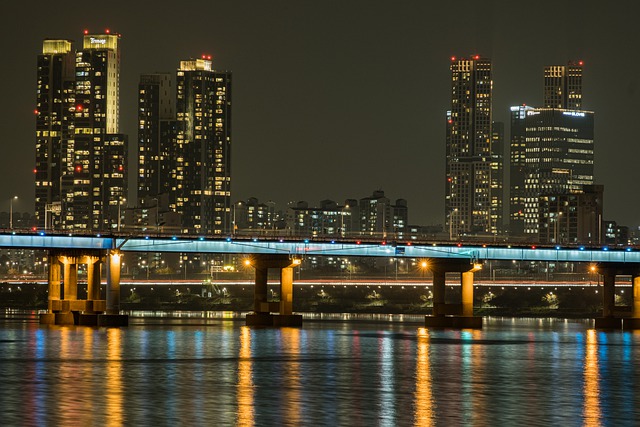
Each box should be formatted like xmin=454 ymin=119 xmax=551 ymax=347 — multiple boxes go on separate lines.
xmin=594 ymin=267 xmax=623 ymax=329
xmin=98 ymin=250 xmax=128 ymax=327
xmin=245 ymin=254 xmax=302 ymax=327
xmin=593 ymin=264 xmax=640 ymax=329
xmin=40 ymin=250 xmax=109 ymax=326
xmin=425 ymin=260 xmax=483 ymax=329
xmin=622 ymin=274 xmax=640 ymax=329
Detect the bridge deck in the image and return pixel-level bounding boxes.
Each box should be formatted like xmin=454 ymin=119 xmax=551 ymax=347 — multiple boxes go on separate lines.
xmin=0 ymin=233 xmax=637 ymax=264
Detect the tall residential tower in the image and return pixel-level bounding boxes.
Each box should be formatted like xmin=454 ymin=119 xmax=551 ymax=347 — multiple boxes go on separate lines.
xmin=63 ymin=31 xmax=126 ymax=231
xmin=138 ymin=73 xmax=175 ymax=201
xmin=35 ymin=39 xmax=75 ymax=229
xmin=445 ymin=56 xmax=495 ymax=237
xmin=173 ymin=57 xmax=232 ymax=235
xmin=544 ymin=61 xmax=583 ymax=110
xmin=36 ymin=30 xmax=127 ymax=232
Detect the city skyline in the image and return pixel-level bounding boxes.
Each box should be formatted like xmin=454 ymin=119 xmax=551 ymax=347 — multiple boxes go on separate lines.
xmin=2 ymin=1 xmax=639 ymax=228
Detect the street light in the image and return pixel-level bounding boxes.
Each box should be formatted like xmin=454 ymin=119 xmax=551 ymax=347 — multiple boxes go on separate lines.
xmin=117 ymin=198 xmax=127 ymax=232
xmin=9 ymin=196 xmax=18 ymax=230
xmin=340 ymin=204 xmax=350 ymax=238
xmin=554 ymin=211 xmax=563 ymax=244
xmin=449 ymin=208 xmax=458 ymax=241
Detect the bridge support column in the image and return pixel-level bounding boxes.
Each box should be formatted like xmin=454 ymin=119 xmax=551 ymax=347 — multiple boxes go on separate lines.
xmin=431 ymin=270 xmax=445 ymax=317
xmin=425 ymin=261 xmax=482 ymax=329
xmin=246 ymin=255 xmax=302 ymax=327
xmin=623 ymin=275 xmax=640 ymax=329
xmin=78 ymin=257 xmax=104 ymax=326
xmin=41 ymin=250 xmax=107 ymax=325
xmin=40 ymin=255 xmax=62 ymax=325
xmin=461 ymin=271 xmax=474 ymax=317
xmin=63 ymin=258 xmax=78 ymax=301
xmin=595 ymin=268 xmax=622 ymax=329
xmin=98 ymin=250 xmax=128 ymax=327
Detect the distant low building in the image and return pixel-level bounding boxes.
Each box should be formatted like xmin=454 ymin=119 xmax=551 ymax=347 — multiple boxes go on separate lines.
xmin=538 ymin=185 xmax=603 ymax=245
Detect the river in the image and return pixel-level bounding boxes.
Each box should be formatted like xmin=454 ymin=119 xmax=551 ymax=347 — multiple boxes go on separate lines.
xmin=0 ymin=312 xmax=638 ymax=426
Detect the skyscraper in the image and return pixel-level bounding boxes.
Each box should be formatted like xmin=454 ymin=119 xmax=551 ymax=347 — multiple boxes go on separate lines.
xmin=544 ymin=61 xmax=583 ymax=110
xmin=445 ymin=56 xmax=494 ymax=237
xmin=62 ymin=31 xmax=126 ymax=231
xmin=36 ymin=31 xmax=127 ymax=232
xmin=35 ymin=39 xmax=74 ymax=229
xmin=138 ymin=73 xmax=175 ymax=201
xmin=510 ymin=107 xmax=594 ymax=237
xmin=173 ymin=57 xmax=232 ymax=235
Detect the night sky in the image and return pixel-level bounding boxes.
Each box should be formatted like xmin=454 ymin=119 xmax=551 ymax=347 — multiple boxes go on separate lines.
xmin=1 ymin=1 xmax=638 ymax=228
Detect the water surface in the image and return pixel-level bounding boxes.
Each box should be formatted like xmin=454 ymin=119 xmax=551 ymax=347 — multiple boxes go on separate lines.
xmin=0 ymin=313 xmax=638 ymax=426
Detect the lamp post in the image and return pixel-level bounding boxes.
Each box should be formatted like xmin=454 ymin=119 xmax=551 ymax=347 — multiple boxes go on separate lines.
xmin=117 ymin=198 xmax=127 ymax=232
xmin=341 ymin=204 xmax=350 ymax=238
xmin=9 ymin=196 xmax=17 ymax=230
xmin=554 ymin=211 xmax=563 ymax=244
xmin=449 ymin=208 xmax=458 ymax=241
xmin=151 ymin=197 xmax=159 ymax=233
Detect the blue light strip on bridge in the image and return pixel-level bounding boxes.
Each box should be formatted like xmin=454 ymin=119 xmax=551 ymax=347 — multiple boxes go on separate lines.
xmin=0 ymin=234 xmax=112 ymax=250
xmin=116 ymin=237 xmax=640 ymax=264
xmin=0 ymin=233 xmax=638 ymax=265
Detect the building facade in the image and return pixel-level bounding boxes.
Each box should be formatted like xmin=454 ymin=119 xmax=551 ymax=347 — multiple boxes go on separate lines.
xmin=490 ymin=121 xmax=504 ymax=234
xmin=544 ymin=61 xmax=583 ymax=110
xmin=173 ymin=58 xmax=232 ymax=235
xmin=538 ymin=185 xmax=603 ymax=245
xmin=445 ymin=56 xmax=494 ymax=237
xmin=524 ymin=109 xmax=594 ymax=237
xmin=35 ymin=39 xmax=75 ymax=229
xmin=138 ymin=73 xmax=175 ymax=200
xmin=36 ymin=31 xmax=127 ymax=232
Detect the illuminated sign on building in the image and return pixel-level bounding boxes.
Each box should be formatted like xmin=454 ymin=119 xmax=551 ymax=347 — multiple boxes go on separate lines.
xmin=562 ymin=111 xmax=586 ymax=117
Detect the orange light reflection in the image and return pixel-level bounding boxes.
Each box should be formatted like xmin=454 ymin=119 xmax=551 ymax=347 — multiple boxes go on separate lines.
xmin=237 ymin=326 xmax=254 ymax=426
xmin=582 ymin=329 xmax=601 ymax=427
xmin=106 ymin=328 xmax=123 ymax=427
xmin=414 ymin=327 xmax=434 ymax=426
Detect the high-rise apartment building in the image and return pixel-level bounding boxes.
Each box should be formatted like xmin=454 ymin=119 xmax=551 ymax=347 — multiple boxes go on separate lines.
xmin=544 ymin=61 xmax=583 ymax=110
xmin=173 ymin=58 xmax=232 ymax=235
xmin=35 ymin=39 xmax=75 ymax=229
xmin=138 ymin=73 xmax=175 ymax=200
xmin=63 ymin=31 xmax=126 ymax=231
xmin=36 ymin=31 xmax=127 ymax=232
xmin=445 ymin=56 xmax=494 ymax=237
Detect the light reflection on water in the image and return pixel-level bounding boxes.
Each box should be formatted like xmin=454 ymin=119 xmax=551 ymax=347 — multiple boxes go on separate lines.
xmin=0 ymin=315 xmax=639 ymax=425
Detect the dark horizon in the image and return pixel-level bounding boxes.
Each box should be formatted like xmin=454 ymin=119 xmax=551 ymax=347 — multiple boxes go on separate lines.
xmin=2 ymin=1 xmax=638 ymax=229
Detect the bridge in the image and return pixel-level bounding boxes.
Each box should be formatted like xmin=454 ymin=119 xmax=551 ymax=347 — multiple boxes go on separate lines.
xmin=2 ymin=232 xmax=639 ymax=329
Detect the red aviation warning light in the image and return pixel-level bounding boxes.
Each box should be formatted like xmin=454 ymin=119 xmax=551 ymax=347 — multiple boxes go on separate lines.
xmin=74 ymin=165 xmax=83 ymax=173
xmin=473 ymin=55 xmax=480 ymax=60
xmin=84 ymin=29 xmax=89 ymax=35
xmin=579 ymin=60 xmax=584 ymax=66
xmin=451 ymin=56 xmax=456 ymax=62
xmin=105 ymin=28 xmax=110 ymax=34
xmin=76 ymin=105 xmax=83 ymax=112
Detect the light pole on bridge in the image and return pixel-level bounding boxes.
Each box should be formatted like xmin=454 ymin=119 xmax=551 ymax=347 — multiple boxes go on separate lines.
xmin=9 ymin=196 xmax=18 ymax=230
